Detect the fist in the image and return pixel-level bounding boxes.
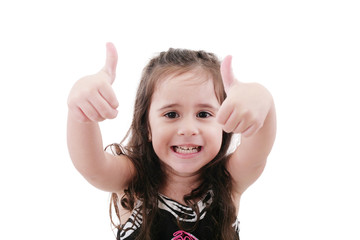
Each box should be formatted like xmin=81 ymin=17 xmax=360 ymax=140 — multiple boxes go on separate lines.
xmin=67 ymin=43 xmax=119 ymax=122
xmin=217 ymin=56 xmax=272 ymax=137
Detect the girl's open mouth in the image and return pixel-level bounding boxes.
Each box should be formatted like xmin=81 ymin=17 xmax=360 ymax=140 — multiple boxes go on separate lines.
xmin=172 ymin=146 xmax=202 ymax=154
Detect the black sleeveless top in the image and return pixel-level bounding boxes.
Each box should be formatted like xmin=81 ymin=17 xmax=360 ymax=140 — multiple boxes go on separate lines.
xmin=117 ymin=190 xmax=240 ymax=239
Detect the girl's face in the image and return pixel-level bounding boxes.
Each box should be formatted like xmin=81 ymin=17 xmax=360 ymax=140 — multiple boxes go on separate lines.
xmin=148 ymin=70 xmax=223 ymax=177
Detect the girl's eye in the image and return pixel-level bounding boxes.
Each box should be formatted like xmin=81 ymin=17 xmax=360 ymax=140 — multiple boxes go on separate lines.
xmin=164 ymin=112 xmax=179 ymax=119
xmin=197 ymin=111 xmax=212 ymax=118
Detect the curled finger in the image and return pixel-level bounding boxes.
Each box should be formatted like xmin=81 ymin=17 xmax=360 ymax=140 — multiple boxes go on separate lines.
xmin=79 ymin=101 xmax=105 ymax=122
xmin=89 ymin=93 xmax=118 ymax=119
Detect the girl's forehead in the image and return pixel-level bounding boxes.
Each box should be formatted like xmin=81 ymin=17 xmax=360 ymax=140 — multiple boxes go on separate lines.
xmin=150 ymin=67 xmax=225 ymax=104
xmin=155 ymin=69 xmax=213 ymax=90
xmin=151 ymin=72 xmax=220 ymax=107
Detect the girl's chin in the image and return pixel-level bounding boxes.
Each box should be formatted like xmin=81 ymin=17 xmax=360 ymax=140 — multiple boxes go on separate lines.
xmin=161 ymin=161 xmax=205 ymax=177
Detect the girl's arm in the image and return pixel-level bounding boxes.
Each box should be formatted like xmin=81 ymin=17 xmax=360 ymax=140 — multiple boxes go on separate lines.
xmin=225 ymin=95 xmax=276 ymax=194
xmin=67 ymin=43 xmax=134 ymax=193
xmin=217 ymin=56 xmax=277 ymax=195
xmin=67 ymin=115 xmax=134 ymax=192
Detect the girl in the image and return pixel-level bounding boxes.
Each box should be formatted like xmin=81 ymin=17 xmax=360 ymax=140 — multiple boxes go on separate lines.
xmin=67 ymin=43 xmax=276 ymax=239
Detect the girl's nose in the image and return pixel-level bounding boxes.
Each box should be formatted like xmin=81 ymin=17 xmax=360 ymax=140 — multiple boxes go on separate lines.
xmin=177 ymin=118 xmax=199 ymax=136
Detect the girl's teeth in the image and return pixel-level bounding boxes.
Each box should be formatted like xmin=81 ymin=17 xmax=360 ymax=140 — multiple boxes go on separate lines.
xmin=174 ymin=146 xmax=200 ymax=154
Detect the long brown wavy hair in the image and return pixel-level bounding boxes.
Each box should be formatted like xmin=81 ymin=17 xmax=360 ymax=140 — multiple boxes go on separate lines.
xmin=109 ymin=48 xmax=239 ymax=239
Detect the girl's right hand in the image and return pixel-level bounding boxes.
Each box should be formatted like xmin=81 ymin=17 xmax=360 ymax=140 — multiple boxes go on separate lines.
xmin=67 ymin=43 xmax=119 ymax=123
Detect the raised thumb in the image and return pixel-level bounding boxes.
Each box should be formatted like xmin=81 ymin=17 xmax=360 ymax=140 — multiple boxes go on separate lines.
xmin=103 ymin=42 xmax=118 ymax=84
xmin=220 ymin=55 xmax=236 ymax=93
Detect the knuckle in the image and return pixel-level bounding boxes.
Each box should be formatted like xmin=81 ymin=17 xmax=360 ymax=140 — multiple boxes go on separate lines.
xmin=112 ymin=100 xmax=119 ymax=109
xmin=108 ymin=110 xmax=118 ymax=119
xmin=243 ymin=109 xmax=253 ymax=119
xmin=99 ymin=106 xmax=113 ymax=119
xmin=85 ymin=110 xmax=99 ymax=122
xmin=223 ymin=125 xmax=232 ymax=133
xmin=98 ymin=117 xmax=105 ymax=122
xmin=102 ymin=110 xmax=113 ymax=119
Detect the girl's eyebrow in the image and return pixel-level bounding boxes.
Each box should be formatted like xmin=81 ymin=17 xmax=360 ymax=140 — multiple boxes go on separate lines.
xmin=157 ymin=103 xmax=180 ymax=112
xmin=157 ymin=103 xmax=219 ymax=112
xmin=196 ymin=103 xmax=219 ymax=111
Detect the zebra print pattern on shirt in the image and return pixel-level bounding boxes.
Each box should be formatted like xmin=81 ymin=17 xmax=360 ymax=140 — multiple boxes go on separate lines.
xmin=117 ymin=190 xmax=240 ymax=239
xmin=157 ymin=190 xmax=213 ymax=222
xmin=118 ymin=191 xmax=213 ymax=239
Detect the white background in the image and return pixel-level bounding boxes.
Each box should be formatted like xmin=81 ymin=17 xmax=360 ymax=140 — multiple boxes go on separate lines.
xmin=1 ymin=0 xmax=359 ymax=239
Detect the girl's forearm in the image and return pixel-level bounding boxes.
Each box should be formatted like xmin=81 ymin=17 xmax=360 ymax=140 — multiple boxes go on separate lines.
xmin=67 ymin=110 xmax=107 ymax=179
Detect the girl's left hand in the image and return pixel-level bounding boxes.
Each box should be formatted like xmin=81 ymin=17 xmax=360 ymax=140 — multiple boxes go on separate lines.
xmin=217 ymin=56 xmax=273 ymax=137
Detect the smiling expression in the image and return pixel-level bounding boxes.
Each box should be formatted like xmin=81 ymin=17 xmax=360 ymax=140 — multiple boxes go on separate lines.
xmin=148 ymin=70 xmax=223 ymax=177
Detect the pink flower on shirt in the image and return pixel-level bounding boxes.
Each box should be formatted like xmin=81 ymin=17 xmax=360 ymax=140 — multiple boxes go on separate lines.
xmin=171 ymin=230 xmax=199 ymax=240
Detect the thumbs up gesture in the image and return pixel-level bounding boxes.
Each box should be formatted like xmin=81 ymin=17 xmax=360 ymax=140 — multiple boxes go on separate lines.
xmin=217 ymin=56 xmax=273 ymax=137
xmin=68 ymin=43 xmax=119 ymax=122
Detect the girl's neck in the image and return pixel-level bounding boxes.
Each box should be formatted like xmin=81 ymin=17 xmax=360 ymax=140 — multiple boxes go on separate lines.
xmin=159 ymin=168 xmax=202 ymax=205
